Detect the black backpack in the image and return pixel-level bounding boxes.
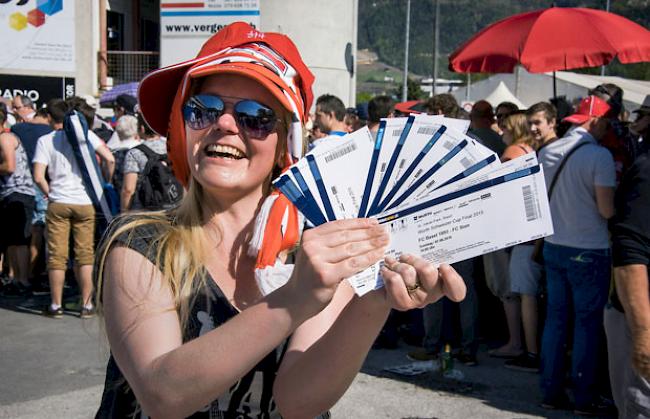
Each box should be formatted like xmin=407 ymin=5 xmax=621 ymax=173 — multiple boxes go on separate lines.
xmin=133 ymin=144 xmax=183 ymax=210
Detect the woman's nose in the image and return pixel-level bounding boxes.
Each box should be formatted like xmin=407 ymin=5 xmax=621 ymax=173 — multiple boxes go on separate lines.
xmin=214 ymin=108 xmax=239 ymax=134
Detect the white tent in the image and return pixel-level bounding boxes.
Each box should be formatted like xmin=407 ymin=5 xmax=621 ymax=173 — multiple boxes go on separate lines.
xmin=483 ymin=81 xmax=526 ymax=110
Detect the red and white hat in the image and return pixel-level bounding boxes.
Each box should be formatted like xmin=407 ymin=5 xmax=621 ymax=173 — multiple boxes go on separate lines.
xmin=563 ymin=95 xmax=611 ymax=125
xmin=138 ymin=22 xmax=315 ymax=293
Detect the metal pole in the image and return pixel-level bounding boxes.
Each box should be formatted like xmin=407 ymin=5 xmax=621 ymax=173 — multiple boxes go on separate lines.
xmin=553 ymin=71 xmax=557 ymax=100
xmin=402 ymin=0 xmax=411 ymax=102
xmin=432 ymin=0 xmax=440 ymax=97
xmin=600 ymin=0 xmax=610 ymax=76
xmin=466 ymin=72 xmax=471 ymax=102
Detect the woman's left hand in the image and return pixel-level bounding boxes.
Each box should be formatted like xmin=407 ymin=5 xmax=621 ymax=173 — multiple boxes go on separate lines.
xmin=378 ymin=254 xmax=467 ymax=310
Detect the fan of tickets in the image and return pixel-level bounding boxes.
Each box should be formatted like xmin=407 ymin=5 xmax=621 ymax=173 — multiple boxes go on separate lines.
xmin=274 ymin=115 xmax=554 ymax=295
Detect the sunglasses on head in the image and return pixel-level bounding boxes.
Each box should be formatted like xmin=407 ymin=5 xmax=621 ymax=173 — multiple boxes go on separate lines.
xmin=182 ymin=94 xmax=282 ymax=138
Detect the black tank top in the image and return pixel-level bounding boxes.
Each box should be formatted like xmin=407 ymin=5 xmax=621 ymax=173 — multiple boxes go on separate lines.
xmin=95 ymin=221 xmax=289 ymax=418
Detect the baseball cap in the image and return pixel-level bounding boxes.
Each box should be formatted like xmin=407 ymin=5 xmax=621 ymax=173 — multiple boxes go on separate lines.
xmin=563 ymin=95 xmax=611 ymax=125
xmin=138 ymin=22 xmax=314 ymax=187
xmin=633 ymin=95 xmax=650 ymax=116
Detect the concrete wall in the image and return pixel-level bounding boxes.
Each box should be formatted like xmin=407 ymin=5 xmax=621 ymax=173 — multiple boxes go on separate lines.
xmin=260 ymin=0 xmax=358 ymax=109
xmin=75 ymin=0 xmax=100 ymax=96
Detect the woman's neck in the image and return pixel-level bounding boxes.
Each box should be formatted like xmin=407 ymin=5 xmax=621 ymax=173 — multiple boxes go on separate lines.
xmin=201 ymin=187 xmax=265 ymax=242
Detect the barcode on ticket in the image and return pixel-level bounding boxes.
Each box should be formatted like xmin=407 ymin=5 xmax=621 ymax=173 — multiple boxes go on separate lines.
xmin=392 ymin=129 xmax=402 ymax=137
xmin=443 ymin=140 xmax=455 ymax=150
xmin=522 ymin=185 xmax=540 ymax=221
xmin=417 ymin=126 xmax=437 ymax=136
xmin=324 ymin=143 xmax=358 ymax=163
xmin=460 ymin=157 xmax=472 ymax=168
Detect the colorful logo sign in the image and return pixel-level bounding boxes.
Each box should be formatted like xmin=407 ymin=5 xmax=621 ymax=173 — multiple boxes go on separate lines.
xmin=8 ymin=0 xmax=62 ymax=31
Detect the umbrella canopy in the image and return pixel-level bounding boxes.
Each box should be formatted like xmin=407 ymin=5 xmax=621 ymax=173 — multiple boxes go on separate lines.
xmin=449 ymin=7 xmax=650 ymax=74
xmin=394 ymin=100 xmax=427 ymax=115
xmin=99 ymin=82 xmax=139 ymax=106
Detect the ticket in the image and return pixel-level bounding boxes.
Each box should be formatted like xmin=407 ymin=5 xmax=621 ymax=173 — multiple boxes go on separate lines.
xmin=343 ymin=165 xmax=554 ymax=293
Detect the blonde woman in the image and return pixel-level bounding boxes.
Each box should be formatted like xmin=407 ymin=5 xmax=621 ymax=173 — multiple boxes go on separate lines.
xmin=94 ymin=23 xmax=466 ymax=419
xmin=500 ymin=111 xmax=537 ymax=162
xmin=500 ymin=111 xmax=544 ymax=373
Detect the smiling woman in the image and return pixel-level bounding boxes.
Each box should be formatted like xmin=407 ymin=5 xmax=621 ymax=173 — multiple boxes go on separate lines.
xmin=94 ymin=22 xmax=466 ymax=419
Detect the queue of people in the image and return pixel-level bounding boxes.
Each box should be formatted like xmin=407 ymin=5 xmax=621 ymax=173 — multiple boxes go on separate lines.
xmin=0 ymin=21 xmax=648 ymax=418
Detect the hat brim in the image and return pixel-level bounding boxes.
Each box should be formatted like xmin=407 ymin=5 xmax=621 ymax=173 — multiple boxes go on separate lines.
xmin=562 ymin=114 xmax=590 ymax=125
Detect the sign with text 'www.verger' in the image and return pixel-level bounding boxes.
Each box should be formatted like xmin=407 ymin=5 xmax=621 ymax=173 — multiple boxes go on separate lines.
xmin=160 ymin=0 xmax=260 ymax=67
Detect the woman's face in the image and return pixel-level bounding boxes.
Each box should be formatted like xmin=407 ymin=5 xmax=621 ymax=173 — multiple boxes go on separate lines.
xmin=185 ymin=74 xmax=285 ymax=200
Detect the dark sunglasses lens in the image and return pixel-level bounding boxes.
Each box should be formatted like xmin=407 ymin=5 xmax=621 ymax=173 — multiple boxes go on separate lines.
xmin=182 ymin=95 xmax=224 ymax=130
xmin=235 ymin=100 xmax=277 ymax=137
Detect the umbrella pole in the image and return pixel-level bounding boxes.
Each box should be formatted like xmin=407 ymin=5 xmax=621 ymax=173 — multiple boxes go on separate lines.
xmin=553 ymin=71 xmax=557 ymax=100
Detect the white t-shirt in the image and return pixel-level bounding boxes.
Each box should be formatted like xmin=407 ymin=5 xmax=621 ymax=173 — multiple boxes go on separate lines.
xmin=32 ymin=130 xmax=104 ymax=205
xmin=539 ymin=127 xmax=616 ymax=249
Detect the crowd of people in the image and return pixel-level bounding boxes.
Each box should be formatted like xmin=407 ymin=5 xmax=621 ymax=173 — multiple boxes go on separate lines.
xmin=0 ymin=91 xmax=181 ymax=318
xmin=1 ymin=21 xmax=649 ymax=418
xmin=303 ymin=84 xmax=650 ymax=417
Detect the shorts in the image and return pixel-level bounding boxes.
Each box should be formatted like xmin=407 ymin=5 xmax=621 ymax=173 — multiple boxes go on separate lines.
xmin=483 ymin=248 xmax=514 ymax=299
xmin=32 ymin=187 xmax=47 ymax=226
xmin=46 ymin=201 xmax=95 ymax=270
xmin=509 ymin=244 xmax=543 ymax=296
xmin=0 ymin=192 xmax=35 ymax=247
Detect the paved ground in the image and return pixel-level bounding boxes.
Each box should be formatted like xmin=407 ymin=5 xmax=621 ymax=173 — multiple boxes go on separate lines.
xmin=0 ymin=294 xmax=580 ymax=419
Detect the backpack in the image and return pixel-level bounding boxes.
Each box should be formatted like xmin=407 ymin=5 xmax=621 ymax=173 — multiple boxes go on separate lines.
xmin=133 ymin=144 xmax=183 ymax=210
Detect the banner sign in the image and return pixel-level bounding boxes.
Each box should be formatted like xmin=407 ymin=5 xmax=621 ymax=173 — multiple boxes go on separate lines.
xmin=0 ymin=74 xmax=75 ymax=108
xmin=0 ymin=0 xmax=76 ymax=74
xmin=160 ymin=0 xmax=260 ymax=67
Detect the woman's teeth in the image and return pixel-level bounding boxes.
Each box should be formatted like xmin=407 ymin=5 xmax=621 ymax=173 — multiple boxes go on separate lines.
xmin=204 ymin=144 xmax=245 ymax=160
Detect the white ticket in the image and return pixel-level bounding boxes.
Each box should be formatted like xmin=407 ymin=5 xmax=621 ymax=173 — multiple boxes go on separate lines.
xmin=348 ymin=164 xmax=554 ymax=293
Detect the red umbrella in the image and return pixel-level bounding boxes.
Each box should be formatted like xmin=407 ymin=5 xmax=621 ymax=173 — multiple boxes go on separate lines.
xmin=449 ymin=7 xmax=650 ymax=74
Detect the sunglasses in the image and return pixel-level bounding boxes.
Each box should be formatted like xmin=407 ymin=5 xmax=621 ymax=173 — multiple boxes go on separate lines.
xmin=182 ymin=94 xmax=281 ymax=138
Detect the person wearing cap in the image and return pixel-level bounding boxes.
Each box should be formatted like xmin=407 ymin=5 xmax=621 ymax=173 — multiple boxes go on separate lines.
xmin=605 ymin=95 xmax=650 ymax=418
xmin=94 ymin=22 xmax=466 ymax=419
xmin=538 ymin=95 xmax=617 ymax=415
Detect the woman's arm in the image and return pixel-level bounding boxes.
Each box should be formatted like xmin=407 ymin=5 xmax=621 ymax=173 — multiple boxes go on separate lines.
xmin=103 ymin=218 xmax=388 ymax=419
xmin=274 ymin=254 xmax=467 ymax=418
xmin=0 ymin=133 xmax=17 ymax=175
xmin=120 ymin=172 xmax=138 ymax=211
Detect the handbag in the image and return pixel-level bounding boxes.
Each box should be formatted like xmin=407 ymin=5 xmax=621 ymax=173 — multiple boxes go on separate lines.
xmin=531 ymin=141 xmax=590 ymax=264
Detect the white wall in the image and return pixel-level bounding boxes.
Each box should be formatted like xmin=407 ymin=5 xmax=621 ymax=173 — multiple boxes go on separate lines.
xmin=260 ymin=0 xmax=358 ymax=108
xmin=75 ymin=0 xmax=100 ymax=96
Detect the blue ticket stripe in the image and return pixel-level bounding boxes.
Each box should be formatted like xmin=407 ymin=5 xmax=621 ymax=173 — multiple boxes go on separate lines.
xmin=375 ymin=125 xmax=447 ymax=212
xmin=382 ymin=139 xmax=469 ymax=212
xmin=290 ymin=167 xmax=327 ymax=225
xmin=358 ymin=120 xmax=386 ymax=217
xmin=274 ymin=176 xmax=325 ymax=226
xmin=306 ymin=155 xmax=336 ymax=221
xmin=368 ymin=116 xmax=415 ymax=215
xmin=438 ymin=154 xmax=497 ymax=189
xmin=376 ymin=165 xmax=541 ymax=224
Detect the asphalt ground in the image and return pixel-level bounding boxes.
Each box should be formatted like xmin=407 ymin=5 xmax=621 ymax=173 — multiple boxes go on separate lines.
xmin=1 ymin=292 xmax=583 ymax=419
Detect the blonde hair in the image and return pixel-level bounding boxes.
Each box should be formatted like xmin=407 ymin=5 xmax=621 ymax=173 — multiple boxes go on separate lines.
xmin=95 ymin=112 xmax=297 ymax=333
xmin=503 ymin=112 xmax=537 ymax=148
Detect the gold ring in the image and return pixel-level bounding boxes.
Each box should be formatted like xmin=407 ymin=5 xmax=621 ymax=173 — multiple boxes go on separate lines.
xmin=406 ymin=279 xmax=422 ymax=293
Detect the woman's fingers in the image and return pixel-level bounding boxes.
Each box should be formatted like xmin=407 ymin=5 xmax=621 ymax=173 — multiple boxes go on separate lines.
xmin=323 ymin=224 xmax=389 ymax=249
xmin=311 ymin=218 xmax=378 ymax=236
xmin=437 ymin=263 xmax=467 ymax=302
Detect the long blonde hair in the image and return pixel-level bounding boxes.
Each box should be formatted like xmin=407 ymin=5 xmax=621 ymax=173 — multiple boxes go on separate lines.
xmin=95 ymin=113 xmax=297 ymax=333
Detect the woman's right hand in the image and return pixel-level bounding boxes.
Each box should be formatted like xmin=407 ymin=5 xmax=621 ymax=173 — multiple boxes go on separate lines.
xmin=286 ymin=218 xmax=389 ymax=318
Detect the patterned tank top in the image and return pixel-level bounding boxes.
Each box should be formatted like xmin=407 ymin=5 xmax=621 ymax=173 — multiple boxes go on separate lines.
xmin=0 ymin=135 xmax=34 ymax=199
xmin=95 ymin=220 xmax=332 ymax=419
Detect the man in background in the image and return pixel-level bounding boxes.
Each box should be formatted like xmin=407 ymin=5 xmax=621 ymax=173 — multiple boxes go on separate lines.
xmin=367 ymin=95 xmax=395 ymax=138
